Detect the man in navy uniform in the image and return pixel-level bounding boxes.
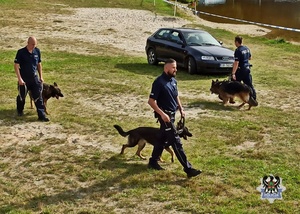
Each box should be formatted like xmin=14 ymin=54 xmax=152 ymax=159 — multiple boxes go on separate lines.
xmin=14 ymin=36 xmax=49 ymax=122
xmin=231 ymin=35 xmax=257 ymax=102
xmin=148 ymin=58 xmax=201 ymax=178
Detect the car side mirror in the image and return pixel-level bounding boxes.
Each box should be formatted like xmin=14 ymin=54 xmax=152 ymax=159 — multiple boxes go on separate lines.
xmin=219 ymin=41 xmax=223 ymax=45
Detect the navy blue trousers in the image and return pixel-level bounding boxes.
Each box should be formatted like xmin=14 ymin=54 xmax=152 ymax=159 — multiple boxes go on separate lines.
xmin=235 ymin=68 xmax=257 ymax=100
xmin=17 ymin=76 xmax=46 ymax=118
xmin=149 ymin=113 xmax=192 ymax=170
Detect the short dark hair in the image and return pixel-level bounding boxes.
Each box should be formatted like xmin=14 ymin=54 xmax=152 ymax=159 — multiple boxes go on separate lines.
xmin=165 ymin=58 xmax=176 ymax=64
xmin=235 ymin=36 xmax=243 ymax=44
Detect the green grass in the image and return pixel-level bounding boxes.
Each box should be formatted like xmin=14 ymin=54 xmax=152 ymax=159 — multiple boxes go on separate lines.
xmin=0 ymin=0 xmax=300 ymax=213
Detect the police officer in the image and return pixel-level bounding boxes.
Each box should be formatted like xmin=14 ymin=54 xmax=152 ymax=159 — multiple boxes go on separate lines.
xmin=14 ymin=36 xmax=49 ymax=122
xmin=232 ymin=35 xmax=257 ymax=101
xmin=148 ymin=58 xmax=201 ymax=178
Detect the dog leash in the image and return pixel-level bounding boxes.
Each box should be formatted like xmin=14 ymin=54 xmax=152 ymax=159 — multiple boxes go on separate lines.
xmin=176 ymin=116 xmax=185 ymax=135
xmin=18 ymin=83 xmax=27 ymax=102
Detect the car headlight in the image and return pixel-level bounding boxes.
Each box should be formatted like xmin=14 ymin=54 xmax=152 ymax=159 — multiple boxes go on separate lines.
xmin=201 ymin=56 xmax=215 ymax=60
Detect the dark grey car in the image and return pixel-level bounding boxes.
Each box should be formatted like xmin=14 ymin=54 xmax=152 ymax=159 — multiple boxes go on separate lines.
xmin=145 ymin=28 xmax=234 ymax=74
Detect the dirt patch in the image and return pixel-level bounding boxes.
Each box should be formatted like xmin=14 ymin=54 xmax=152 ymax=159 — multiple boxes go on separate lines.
xmin=234 ymin=141 xmax=256 ymax=151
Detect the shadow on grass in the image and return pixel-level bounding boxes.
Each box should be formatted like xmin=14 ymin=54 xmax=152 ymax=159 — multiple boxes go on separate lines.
xmin=114 ymin=62 xmax=228 ymax=81
xmin=0 ymin=109 xmax=42 ymax=126
xmin=0 ymin=155 xmax=188 ymax=212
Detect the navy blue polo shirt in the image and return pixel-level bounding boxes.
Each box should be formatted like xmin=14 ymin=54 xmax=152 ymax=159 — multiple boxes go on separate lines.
xmin=14 ymin=47 xmax=41 ymax=80
xmin=149 ymin=72 xmax=178 ymax=112
xmin=234 ymin=45 xmax=251 ymax=69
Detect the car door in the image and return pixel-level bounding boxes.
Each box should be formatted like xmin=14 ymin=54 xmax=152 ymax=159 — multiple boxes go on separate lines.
xmin=165 ymin=30 xmax=187 ymax=66
xmin=152 ymin=29 xmax=172 ymax=61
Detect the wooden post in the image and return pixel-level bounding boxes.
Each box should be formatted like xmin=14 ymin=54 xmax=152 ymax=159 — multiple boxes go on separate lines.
xmin=174 ymin=0 xmax=177 ymax=17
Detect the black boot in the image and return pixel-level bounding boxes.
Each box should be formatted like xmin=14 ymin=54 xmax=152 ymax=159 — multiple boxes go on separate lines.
xmin=148 ymin=159 xmax=164 ymax=170
xmin=184 ymin=168 xmax=202 ymax=178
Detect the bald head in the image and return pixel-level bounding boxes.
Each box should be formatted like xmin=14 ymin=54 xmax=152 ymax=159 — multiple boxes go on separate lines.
xmin=27 ymin=36 xmax=37 ymax=52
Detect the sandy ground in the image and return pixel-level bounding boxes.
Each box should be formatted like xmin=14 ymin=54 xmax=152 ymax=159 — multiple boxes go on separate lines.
xmin=0 ymin=7 xmax=271 ymax=55
xmin=51 ymin=7 xmax=270 ymax=55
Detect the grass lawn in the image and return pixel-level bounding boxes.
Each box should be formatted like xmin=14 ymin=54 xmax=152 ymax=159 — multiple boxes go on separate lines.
xmin=0 ymin=0 xmax=299 ymax=213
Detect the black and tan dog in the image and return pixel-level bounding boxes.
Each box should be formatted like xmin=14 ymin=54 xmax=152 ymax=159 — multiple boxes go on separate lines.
xmin=30 ymin=82 xmax=64 ymax=114
xmin=210 ymin=79 xmax=258 ymax=110
xmin=113 ymin=119 xmax=192 ymax=162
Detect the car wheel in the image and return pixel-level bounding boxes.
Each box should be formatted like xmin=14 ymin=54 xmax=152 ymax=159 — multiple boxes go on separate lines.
xmin=187 ymin=56 xmax=197 ymax=75
xmin=147 ymin=48 xmax=158 ymax=65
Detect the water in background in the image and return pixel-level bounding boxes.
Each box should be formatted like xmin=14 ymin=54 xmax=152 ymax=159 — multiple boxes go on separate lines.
xmin=196 ymin=0 xmax=300 ymax=43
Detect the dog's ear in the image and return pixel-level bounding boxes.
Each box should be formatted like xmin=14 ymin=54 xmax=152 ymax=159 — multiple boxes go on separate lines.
xmin=54 ymin=82 xmax=58 ymax=87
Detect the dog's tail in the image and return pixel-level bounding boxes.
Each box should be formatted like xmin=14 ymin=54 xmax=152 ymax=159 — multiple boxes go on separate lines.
xmin=113 ymin=125 xmax=130 ymax=137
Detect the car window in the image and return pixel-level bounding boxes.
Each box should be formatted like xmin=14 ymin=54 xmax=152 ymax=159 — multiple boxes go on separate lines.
xmin=155 ymin=29 xmax=171 ymax=40
xmin=169 ymin=31 xmax=182 ymax=43
xmin=183 ymin=32 xmax=221 ymax=46
xmin=200 ymin=32 xmax=221 ymax=46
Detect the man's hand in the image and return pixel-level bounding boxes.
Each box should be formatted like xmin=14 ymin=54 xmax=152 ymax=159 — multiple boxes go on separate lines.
xmin=180 ymin=109 xmax=185 ymax=118
xmin=18 ymin=79 xmax=25 ymax=85
xmin=161 ymin=112 xmax=170 ymax=123
xmin=232 ymin=74 xmax=236 ymax=80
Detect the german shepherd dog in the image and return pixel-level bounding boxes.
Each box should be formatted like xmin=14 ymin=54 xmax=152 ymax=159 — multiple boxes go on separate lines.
xmin=30 ymin=82 xmax=64 ymax=114
xmin=113 ymin=119 xmax=192 ymax=162
xmin=210 ymin=79 xmax=258 ymax=110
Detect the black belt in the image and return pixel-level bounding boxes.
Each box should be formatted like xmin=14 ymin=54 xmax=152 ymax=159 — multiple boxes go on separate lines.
xmin=238 ymin=64 xmax=252 ymax=70
xmin=238 ymin=66 xmax=250 ymax=70
xmin=164 ymin=110 xmax=175 ymax=115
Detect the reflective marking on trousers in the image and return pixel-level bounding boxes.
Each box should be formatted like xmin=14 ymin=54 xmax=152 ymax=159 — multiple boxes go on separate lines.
xmin=172 ymin=136 xmax=188 ymax=167
xmin=166 ymin=128 xmax=189 ymax=168
xmin=165 ymin=128 xmax=171 ymax=131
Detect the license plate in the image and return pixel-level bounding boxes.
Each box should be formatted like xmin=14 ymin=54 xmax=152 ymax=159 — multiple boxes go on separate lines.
xmin=220 ymin=63 xmax=233 ymax=68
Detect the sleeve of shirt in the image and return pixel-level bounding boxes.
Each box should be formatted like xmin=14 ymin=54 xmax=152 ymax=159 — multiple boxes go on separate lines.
xmin=149 ymin=79 xmax=161 ymax=100
xmin=234 ymin=49 xmax=240 ymax=61
xmin=14 ymin=50 xmax=21 ymax=64
xmin=37 ymin=48 xmax=42 ymax=63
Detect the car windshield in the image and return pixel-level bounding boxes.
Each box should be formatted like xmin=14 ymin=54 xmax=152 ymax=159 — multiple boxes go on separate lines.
xmin=183 ymin=31 xmax=221 ymax=46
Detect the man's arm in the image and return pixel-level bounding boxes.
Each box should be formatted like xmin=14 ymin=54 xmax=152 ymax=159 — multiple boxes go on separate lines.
xmin=37 ymin=62 xmax=44 ymax=82
xmin=177 ymin=96 xmax=185 ymax=117
xmin=14 ymin=63 xmax=24 ymax=85
xmin=148 ymin=97 xmax=170 ymax=122
xmin=231 ymin=61 xmax=239 ymax=80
